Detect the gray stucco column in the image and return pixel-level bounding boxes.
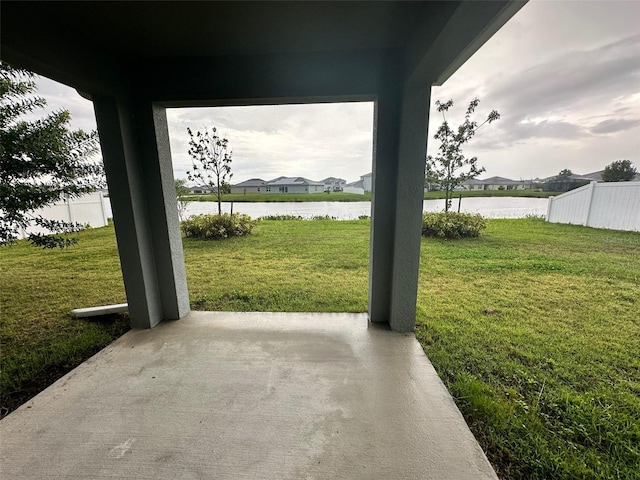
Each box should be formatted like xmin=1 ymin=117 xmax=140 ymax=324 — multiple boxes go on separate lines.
xmin=369 ymin=85 xmax=431 ymax=332
xmin=93 ymin=96 xmax=190 ymax=329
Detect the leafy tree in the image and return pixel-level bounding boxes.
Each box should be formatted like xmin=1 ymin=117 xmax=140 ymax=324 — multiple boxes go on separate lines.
xmin=174 ymin=178 xmax=191 ymax=221
xmin=0 ymin=62 xmax=103 ymax=248
xmin=602 ymin=159 xmax=637 ymax=182
xmin=558 ymin=169 xmax=573 ymax=179
xmin=426 ymin=98 xmax=500 ymax=212
xmin=186 ymin=126 xmax=232 ymax=215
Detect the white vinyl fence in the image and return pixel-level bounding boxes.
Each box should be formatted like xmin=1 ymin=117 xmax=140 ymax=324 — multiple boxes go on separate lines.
xmin=546 ymin=181 xmax=640 ymax=232
xmin=18 ymin=191 xmax=109 ymax=239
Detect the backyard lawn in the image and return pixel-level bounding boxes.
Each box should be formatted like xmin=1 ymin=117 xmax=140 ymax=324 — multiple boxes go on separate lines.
xmin=1 ymin=218 xmax=638 ymax=479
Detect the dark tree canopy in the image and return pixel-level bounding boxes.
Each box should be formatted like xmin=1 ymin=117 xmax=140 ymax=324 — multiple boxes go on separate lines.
xmin=558 ymin=169 xmax=573 ymax=179
xmin=426 ymin=98 xmax=500 ymax=212
xmin=602 ymin=160 xmax=637 ymax=182
xmin=0 ymin=62 xmax=103 ymax=248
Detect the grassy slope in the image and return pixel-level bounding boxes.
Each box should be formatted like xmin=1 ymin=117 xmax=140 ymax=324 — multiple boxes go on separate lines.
xmin=415 ymin=218 xmax=640 ymax=479
xmin=1 ymin=218 xmax=638 ymax=479
xmin=184 ymin=219 xmax=369 ymax=312
xmin=0 ymin=225 xmax=129 ymax=415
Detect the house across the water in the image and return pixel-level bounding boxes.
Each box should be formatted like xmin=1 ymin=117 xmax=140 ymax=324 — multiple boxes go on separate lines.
xmin=229 ymin=178 xmax=267 ymax=194
xmin=461 ymin=176 xmax=535 ymax=191
xmin=264 ymin=176 xmax=325 ymax=194
xmin=322 ymin=177 xmax=346 ymax=192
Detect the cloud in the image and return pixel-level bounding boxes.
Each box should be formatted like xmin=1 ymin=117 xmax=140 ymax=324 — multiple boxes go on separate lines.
xmin=590 ymin=118 xmax=640 ymax=134
xmin=486 ymin=33 xmax=640 ymax=123
xmin=166 ymin=102 xmax=374 ymax=184
xmin=25 ymin=1 xmax=640 ymax=184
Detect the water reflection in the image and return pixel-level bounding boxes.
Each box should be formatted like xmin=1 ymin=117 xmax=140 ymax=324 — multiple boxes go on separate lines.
xmin=105 ymin=197 xmax=548 ymax=220
xmin=182 ymin=197 xmax=548 ymax=220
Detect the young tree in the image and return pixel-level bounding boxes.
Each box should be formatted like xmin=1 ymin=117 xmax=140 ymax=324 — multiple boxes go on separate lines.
xmin=174 ymin=178 xmax=191 ymax=221
xmin=426 ymin=98 xmax=500 ymax=212
xmin=602 ymin=159 xmax=637 ymax=182
xmin=186 ymin=126 xmax=232 ymax=215
xmin=0 ymin=62 xmax=103 ymax=248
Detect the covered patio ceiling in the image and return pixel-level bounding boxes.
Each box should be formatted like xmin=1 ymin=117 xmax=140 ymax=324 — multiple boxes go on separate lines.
xmin=1 ymin=1 xmax=524 ymax=101
xmin=1 ymin=1 xmax=526 ymax=332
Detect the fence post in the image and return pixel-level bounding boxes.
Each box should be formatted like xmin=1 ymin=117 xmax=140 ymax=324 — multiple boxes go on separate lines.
xmin=99 ymin=191 xmax=109 ymax=225
xmin=546 ymin=195 xmax=554 ymax=222
xmin=66 ymin=195 xmax=74 ymax=224
xmin=583 ymin=181 xmax=597 ymax=227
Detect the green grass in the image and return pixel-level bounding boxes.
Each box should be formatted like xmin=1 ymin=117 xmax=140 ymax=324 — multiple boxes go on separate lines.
xmin=1 ymin=218 xmax=638 ymax=479
xmin=423 ymin=189 xmax=559 ymax=199
xmin=415 ymin=218 xmax=640 ymax=479
xmin=184 ymin=219 xmax=369 ymax=312
xmin=0 ymin=225 xmax=130 ymax=415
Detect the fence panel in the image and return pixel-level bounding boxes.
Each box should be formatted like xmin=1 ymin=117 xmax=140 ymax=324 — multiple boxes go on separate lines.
xmin=18 ymin=191 xmax=109 ymax=239
xmin=547 ymin=181 xmax=640 ymax=232
xmin=546 ymin=183 xmax=592 ymax=225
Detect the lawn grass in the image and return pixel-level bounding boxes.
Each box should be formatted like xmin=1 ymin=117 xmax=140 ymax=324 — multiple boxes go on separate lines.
xmin=184 ymin=219 xmax=369 ymax=312
xmin=423 ymin=189 xmax=560 ymax=199
xmin=0 ymin=225 xmax=129 ymax=415
xmin=1 ymin=218 xmax=638 ymax=479
xmin=415 ymin=218 xmax=640 ymax=479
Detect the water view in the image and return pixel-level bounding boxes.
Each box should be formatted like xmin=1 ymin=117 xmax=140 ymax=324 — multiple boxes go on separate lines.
xmin=106 ymin=197 xmax=549 ymax=220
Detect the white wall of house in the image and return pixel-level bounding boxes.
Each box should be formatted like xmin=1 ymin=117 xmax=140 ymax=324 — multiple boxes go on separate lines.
xmin=264 ymin=184 xmax=324 ymax=194
xmin=230 ymin=186 xmax=263 ymax=194
xmin=361 ymin=174 xmax=372 ymax=192
xmin=547 ymin=181 xmax=640 ymax=231
xmin=344 ymin=186 xmax=365 ymax=195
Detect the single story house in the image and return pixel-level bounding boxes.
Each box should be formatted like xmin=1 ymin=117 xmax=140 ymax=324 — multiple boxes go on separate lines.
xmin=322 ymin=177 xmax=346 ymax=192
xmin=190 ymin=185 xmax=215 ymax=194
xmin=264 ymin=177 xmax=325 ymax=194
xmin=230 ymin=178 xmax=267 ymax=194
xmin=581 ymin=170 xmax=640 ymax=182
xmin=461 ymin=176 xmax=534 ymax=191
xmin=542 ymin=174 xmax=592 ymax=192
xmin=344 ymin=179 xmax=365 ymax=195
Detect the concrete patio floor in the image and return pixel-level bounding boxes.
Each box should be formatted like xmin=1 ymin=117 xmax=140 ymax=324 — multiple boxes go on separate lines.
xmin=0 ymin=312 xmax=498 ymax=479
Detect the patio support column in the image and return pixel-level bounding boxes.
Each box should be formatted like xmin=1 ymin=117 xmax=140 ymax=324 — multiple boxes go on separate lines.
xmin=369 ymin=85 xmax=431 ymax=332
xmin=93 ymin=95 xmax=190 ymax=329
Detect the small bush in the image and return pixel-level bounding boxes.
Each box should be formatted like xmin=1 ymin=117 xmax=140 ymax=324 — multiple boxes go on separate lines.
xmin=181 ymin=213 xmax=257 ymax=240
xmin=422 ymin=212 xmax=487 ymax=239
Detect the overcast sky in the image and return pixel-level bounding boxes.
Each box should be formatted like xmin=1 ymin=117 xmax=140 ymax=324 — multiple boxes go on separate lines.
xmin=32 ymin=0 xmax=640 ymax=184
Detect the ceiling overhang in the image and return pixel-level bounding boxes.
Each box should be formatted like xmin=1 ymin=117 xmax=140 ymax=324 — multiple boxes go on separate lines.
xmin=1 ymin=1 xmax=526 ymax=103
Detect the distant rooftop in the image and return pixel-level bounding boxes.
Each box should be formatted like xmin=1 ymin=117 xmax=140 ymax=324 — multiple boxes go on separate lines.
xmin=267 ymin=177 xmax=324 ymax=186
xmin=233 ymin=178 xmax=266 ymax=187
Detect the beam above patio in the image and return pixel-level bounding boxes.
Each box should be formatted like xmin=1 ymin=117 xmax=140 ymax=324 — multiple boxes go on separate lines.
xmin=0 ymin=312 xmax=498 ymax=479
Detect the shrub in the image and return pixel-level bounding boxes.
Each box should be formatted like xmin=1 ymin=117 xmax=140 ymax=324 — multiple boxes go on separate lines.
xmin=422 ymin=212 xmax=487 ymax=239
xmin=181 ymin=213 xmax=257 ymax=240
